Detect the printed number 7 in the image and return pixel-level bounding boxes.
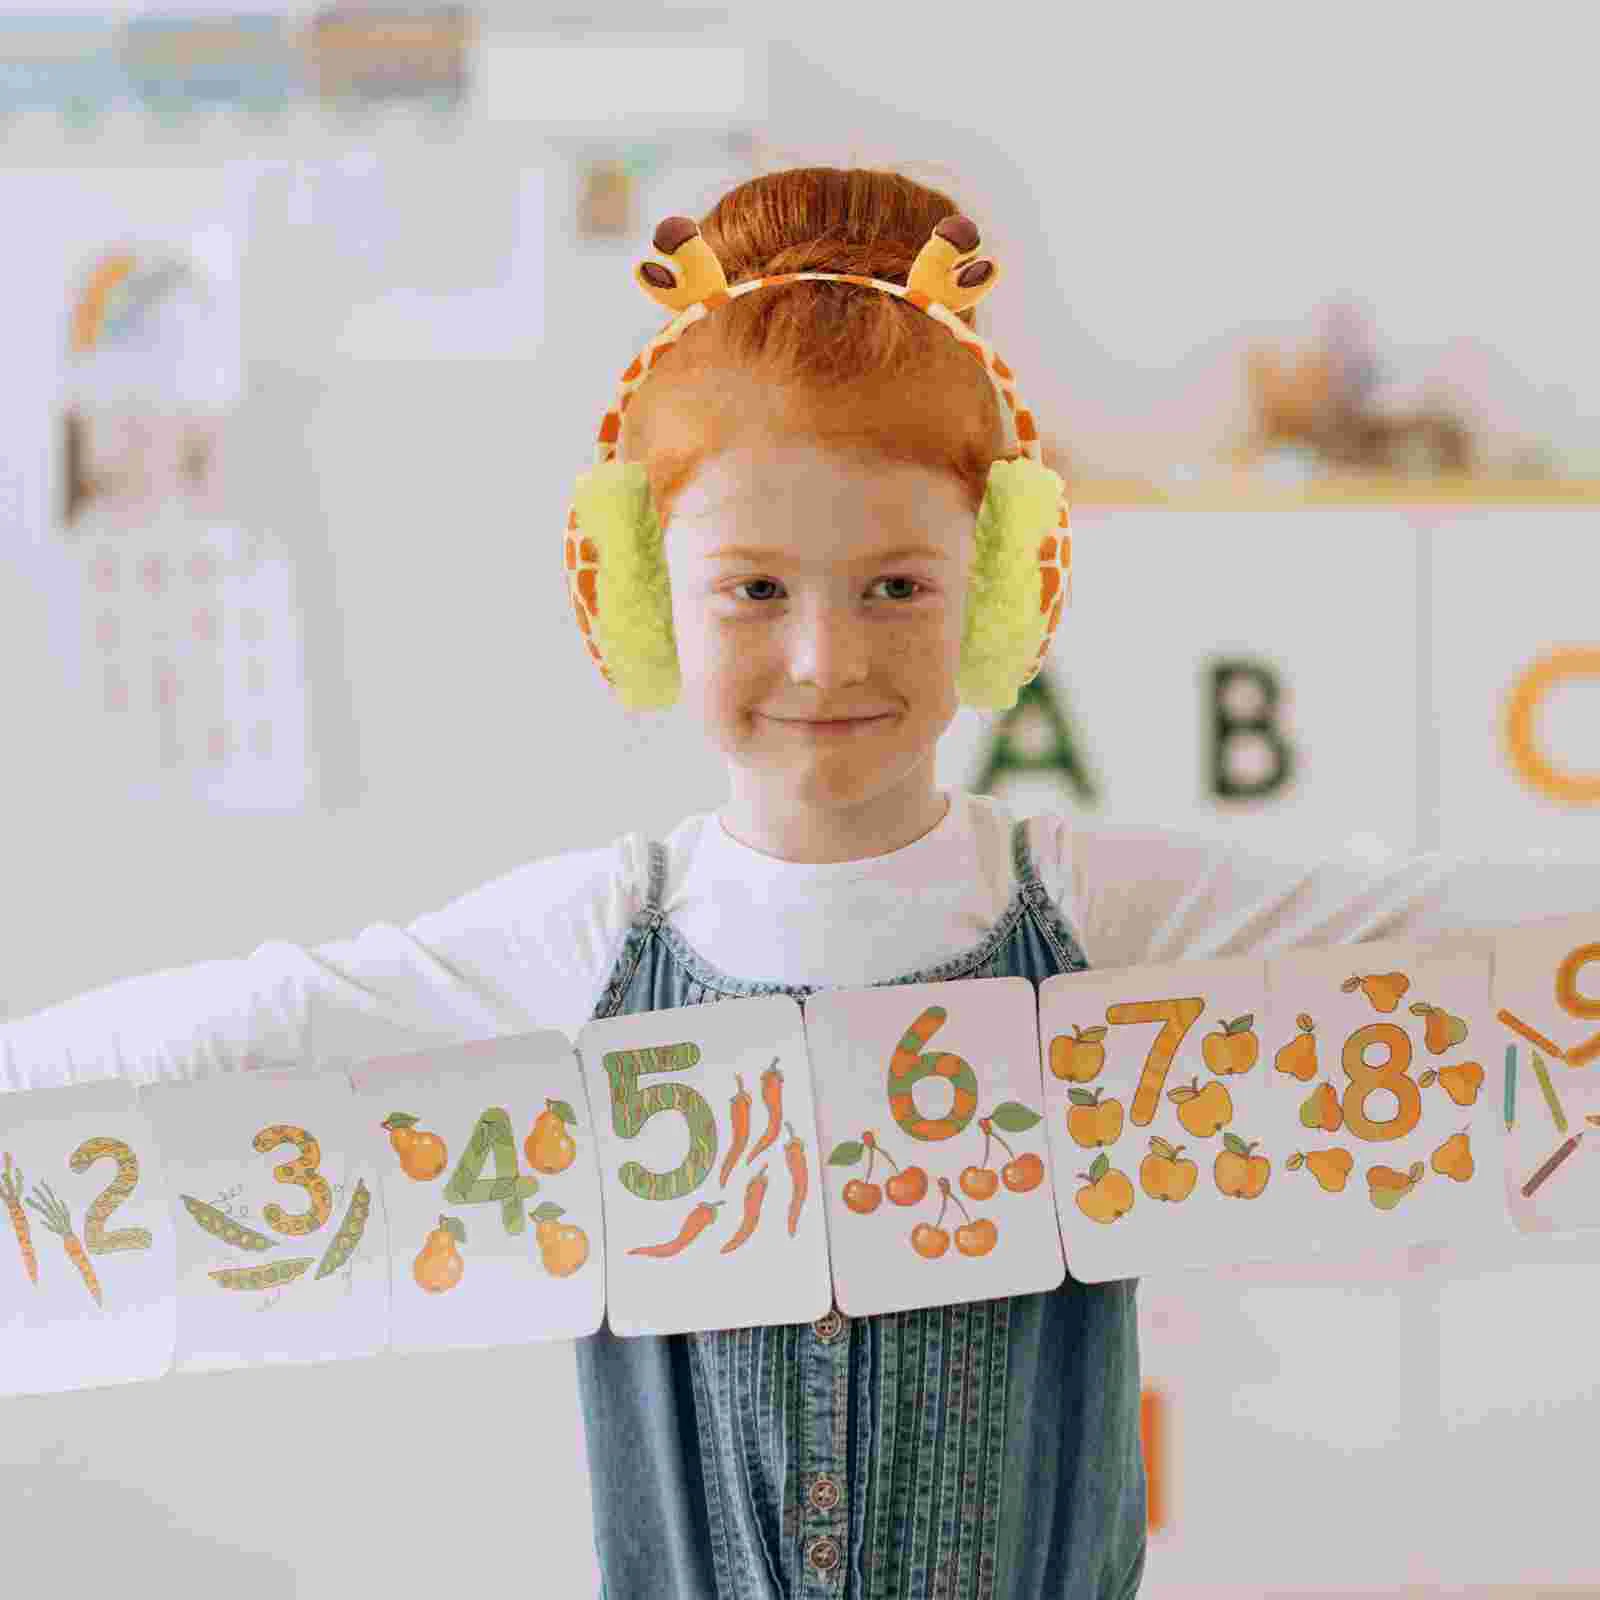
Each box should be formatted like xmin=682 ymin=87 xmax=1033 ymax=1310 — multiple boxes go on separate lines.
xmin=602 ymin=1042 xmax=719 ymax=1203
xmin=1103 ymin=998 xmax=1207 ymax=1126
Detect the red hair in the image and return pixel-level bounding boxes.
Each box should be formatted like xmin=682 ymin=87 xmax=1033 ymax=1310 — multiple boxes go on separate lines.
xmin=617 ymin=166 xmax=1020 ymax=528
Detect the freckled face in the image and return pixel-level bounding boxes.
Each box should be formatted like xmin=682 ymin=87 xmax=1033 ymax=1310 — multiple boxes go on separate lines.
xmin=661 ymin=442 xmax=974 ymax=813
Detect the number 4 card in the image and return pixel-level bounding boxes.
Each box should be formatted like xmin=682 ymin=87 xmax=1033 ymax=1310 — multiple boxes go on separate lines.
xmin=578 ymin=995 xmax=831 ymax=1338
xmin=349 ymin=1030 xmax=604 ymax=1356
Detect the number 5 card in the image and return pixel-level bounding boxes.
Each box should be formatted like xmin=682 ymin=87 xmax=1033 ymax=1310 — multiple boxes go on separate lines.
xmin=577 ymin=995 xmax=832 ymax=1339
xmin=802 ymin=976 xmax=1065 ymax=1320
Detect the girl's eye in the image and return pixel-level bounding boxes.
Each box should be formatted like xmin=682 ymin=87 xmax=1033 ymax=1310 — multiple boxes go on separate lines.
xmin=728 ymin=577 xmax=928 ymax=604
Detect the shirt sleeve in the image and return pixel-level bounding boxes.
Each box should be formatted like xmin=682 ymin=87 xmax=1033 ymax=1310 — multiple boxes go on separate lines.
xmin=0 ymin=834 xmax=643 ymax=1094
xmin=1038 ymin=817 xmax=1600 ymax=973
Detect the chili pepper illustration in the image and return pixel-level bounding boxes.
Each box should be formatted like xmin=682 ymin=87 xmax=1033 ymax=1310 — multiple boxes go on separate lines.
xmin=720 ymin=1075 xmax=751 ymax=1188
xmin=784 ymin=1122 xmax=809 ymax=1238
xmin=720 ymin=1169 xmax=768 ymax=1254
xmin=628 ymin=1199 xmax=725 ymax=1258
xmin=746 ymin=1058 xmax=784 ymax=1165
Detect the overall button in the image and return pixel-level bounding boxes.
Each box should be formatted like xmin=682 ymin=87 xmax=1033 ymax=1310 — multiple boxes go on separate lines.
xmin=813 ymin=1309 xmax=844 ymax=1341
xmin=809 ymin=1474 xmax=840 ymax=1512
xmin=807 ymin=1535 xmax=840 ymax=1574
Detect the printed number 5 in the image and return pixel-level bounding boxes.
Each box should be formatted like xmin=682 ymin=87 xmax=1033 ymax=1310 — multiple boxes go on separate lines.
xmin=602 ymin=1042 xmax=719 ymax=1203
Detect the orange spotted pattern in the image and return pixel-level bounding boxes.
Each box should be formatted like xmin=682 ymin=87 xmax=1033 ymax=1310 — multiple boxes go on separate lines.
xmin=563 ymin=274 xmax=1071 ymax=701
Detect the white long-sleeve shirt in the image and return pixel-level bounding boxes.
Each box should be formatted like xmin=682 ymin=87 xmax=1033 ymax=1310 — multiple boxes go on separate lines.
xmin=2 ymin=787 xmax=1595 ymax=1093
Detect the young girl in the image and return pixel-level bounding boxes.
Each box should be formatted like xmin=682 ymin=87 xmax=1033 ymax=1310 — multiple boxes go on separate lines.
xmin=5 ymin=167 xmax=1599 ymax=1599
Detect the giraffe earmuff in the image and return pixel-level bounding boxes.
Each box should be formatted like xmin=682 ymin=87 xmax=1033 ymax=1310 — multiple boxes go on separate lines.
xmin=564 ymin=214 xmax=1072 ymax=713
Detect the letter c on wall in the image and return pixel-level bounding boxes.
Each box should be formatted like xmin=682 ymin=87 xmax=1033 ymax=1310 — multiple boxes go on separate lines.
xmin=1502 ymin=647 xmax=1600 ymax=807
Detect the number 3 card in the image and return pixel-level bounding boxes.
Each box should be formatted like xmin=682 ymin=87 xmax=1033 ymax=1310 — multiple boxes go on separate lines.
xmin=577 ymin=995 xmax=832 ymax=1339
xmin=349 ymin=1030 xmax=604 ymax=1356
xmin=138 ymin=1066 xmax=387 ymax=1377
xmin=802 ymin=977 xmax=1065 ymax=1320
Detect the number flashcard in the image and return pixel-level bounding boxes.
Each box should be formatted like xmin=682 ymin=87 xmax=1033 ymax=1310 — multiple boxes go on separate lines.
xmin=578 ymin=995 xmax=832 ymax=1339
xmin=802 ymin=977 xmax=1065 ymax=1319
xmin=1039 ymin=958 xmax=1273 ymax=1284
xmin=1260 ymin=938 xmax=1501 ymax=1264
xmin=349 ymin=1030 xmax=603 ymax=1354
xmin=0 ymin=1079 xmax=177 ymax=1399
xmin=1492 ymin=914 xmax=1600 ymax=1234
xmin=138 ymin=1066 xmax=387 ymax=1377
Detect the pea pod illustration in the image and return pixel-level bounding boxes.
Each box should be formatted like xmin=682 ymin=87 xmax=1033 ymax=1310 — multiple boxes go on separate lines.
xmin=182 ymin=1193 xmax=278 ymax=1253
xmin=209 ymin=1257 xmax=315 ymax=1291
xmin=314 ymin=1179 xmax=372 ymax=1280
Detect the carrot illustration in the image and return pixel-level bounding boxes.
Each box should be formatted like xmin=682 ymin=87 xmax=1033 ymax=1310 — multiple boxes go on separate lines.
xmin=628 ymin=1199 xmax=725 ymax=1258
xmin=1 ymin=1152 xmax=38 ymax=1285
xmin=783 ymin=1123 xmax=809 ymax=1237
xmin=746 ymin=1058 xmax=784 ymax=1165
xmin=720 ymin=1169 xmax=769 ymax=1254
xmin=25 ymin=1181 xmax=100 ymax=1307
xmin=720 ymin=1075 xmax=751 ymax=1188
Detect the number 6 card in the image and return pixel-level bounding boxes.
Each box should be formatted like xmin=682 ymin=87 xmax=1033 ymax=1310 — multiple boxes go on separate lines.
xmin=802 ymin=977 xmax=1065 ymax=1319
xmin=577 ymin=995 xmax=832 ymax=1338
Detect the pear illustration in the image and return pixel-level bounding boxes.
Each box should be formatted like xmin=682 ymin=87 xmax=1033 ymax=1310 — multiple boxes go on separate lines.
xmin=414 ymin=1215 xmax=465 ymax=1293
xmin=1410 ymin=1001 xmax=1469 ymax=1054
xmin=1274 ymin=1014 xmax=1318 ymax=1080
xmin=1298 ymin=1081 xmax=1342 ymax=1132
xmin=1420 ymin=1060 xmax=1484 ymax=1106
xmin=1286 ymin=1147 xmax=1353 ymax=1192
xmin=526 ymin=1098 xmax=579 ymax=1175
xmin=1366 ymin=1162 xmax=1425 ymax=1211
xmin=1342 ymin=971 xmax=1411 ymax=1013
xmin=1431 ymin=1130 xmax=1474 ymax=1182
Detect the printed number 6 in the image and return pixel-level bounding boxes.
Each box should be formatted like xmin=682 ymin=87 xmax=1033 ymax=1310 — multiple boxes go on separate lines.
xmin=602 ymin=1042 xmax=719 ymax=1203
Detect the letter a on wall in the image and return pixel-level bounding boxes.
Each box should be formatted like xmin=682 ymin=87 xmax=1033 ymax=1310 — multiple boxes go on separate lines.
xmin=972 ymin=672 xmax=1100 ymax=804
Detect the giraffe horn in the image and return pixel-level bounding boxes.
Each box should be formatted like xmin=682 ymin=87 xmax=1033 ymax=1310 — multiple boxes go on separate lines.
xmin=906 ymin=214 xmax=1002 ymax=314
xmin=633 ymin=215 xmax=730 ymax=314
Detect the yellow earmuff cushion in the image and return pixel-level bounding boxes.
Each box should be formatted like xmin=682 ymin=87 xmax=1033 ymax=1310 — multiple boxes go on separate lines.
xmin=956 ymin=457 xmax=1064 ymax=711
xmin=571 ymin=460 xmax=682 ymax=711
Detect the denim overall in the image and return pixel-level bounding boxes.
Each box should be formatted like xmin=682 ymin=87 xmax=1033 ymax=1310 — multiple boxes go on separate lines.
xmin=575 ymin=817 xmax=1147 ymax=1599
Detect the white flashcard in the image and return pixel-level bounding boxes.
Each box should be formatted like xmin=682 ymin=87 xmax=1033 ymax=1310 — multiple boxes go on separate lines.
xmin=0 ymin=1078 xmax=177 ymax=1398
xmin=349 ymin=1030 xmax=603 ymax=1355
xmin=1258 ymin=937 xmax=1502 ymax=1263
xmin=802 ymin=977 xmax=1064 ymax=1319
xmin=138 ymin=1066 xmax=386 ymax=1376
xmin=577 ymin=995 xmax=832 ymax=1338
xmin=1039 ymin=957 xmax=1270 ymax=1283
xmin=1492 ymin=913 xmax=1600 ymax=1234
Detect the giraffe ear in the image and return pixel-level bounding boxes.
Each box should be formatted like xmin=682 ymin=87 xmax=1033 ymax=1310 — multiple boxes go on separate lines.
xmin=634 ymin=215 xmax=730 ymax=315
xmin=906 ymin=214 xmax=1002 ymax=315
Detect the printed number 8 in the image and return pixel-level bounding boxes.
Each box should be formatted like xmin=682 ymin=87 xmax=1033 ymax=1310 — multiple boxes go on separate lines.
xmin=602 ymin=1042 xmax=719 ymax=1202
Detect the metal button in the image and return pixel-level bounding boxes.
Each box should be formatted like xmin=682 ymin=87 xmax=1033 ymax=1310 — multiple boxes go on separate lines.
xmin=813 ymin=1309 xmax=843 ymax=1341
xmin=809 ymin=1474 xmax=840 ymax=1512
xmin=807 ymin=1535 xmax=840 ymax=1574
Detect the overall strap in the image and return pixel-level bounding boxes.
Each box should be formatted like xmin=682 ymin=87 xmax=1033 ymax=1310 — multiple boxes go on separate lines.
xmin=642 ymin=837 xmax=668 ymax=917
xmin=1010 ymin=815 xmax=1048 ymax=899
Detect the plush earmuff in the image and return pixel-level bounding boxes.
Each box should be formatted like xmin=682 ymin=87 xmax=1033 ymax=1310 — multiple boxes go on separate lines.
xmin=564 ymin=214 xmax=1072 ymax=713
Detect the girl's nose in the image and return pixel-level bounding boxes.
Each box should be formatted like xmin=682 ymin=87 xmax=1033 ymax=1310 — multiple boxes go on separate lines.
xmin=784 ymin=605 xmax=871 ymax=687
